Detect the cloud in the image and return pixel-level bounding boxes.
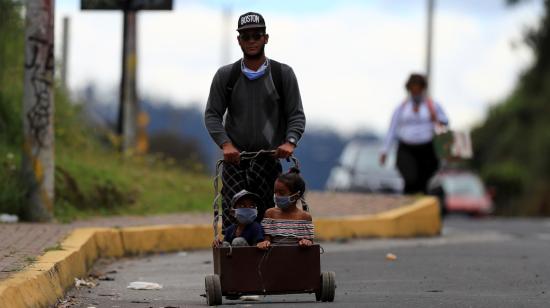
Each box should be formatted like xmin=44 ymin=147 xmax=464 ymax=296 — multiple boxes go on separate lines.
xmin=55 ymin=1 xmax=540 ymax=134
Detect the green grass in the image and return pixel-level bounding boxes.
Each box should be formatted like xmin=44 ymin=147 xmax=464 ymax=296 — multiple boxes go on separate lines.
xmin=54 ymin=144 xmax=213 ymax=222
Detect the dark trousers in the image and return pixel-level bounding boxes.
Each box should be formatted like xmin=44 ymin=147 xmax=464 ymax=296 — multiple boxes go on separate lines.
xmin=221 ymin=156 xmax=282 ymax=231
xmin=396 ymin=141 xmax=439 ymax=194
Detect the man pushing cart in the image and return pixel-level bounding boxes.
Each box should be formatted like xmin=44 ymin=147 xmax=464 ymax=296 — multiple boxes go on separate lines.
xmin=204 ymin=11 xmax=306 ymax=232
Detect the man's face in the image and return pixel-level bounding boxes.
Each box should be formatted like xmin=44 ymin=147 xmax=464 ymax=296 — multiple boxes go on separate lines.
xmin=237 ymin=28 xmax=268 ymax=58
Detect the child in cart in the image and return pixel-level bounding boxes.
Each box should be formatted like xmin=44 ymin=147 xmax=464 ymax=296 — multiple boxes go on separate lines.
xmin=215 ymin=189 xmax=264 ymax=247
xmin=257 ymin=168 xmax=314 ymax=249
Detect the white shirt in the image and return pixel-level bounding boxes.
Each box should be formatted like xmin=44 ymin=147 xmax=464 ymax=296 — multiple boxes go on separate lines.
xmin=381 ymin=98 xmax=449 ymax=154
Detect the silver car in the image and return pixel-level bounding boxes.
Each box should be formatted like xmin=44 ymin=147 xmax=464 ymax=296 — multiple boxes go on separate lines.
xmin=326 ymin=141 xmax=404 ymax=193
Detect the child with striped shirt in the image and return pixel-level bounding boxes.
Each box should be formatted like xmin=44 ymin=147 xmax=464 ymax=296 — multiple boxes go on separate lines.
xmin=257 ymin=168 xmax=314 ymax=249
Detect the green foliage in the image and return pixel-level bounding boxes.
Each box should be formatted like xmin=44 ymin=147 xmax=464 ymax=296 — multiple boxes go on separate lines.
xmin=472 ymin=0 xmax=550 ymax=215
xmin=0 ymin=147 xmax=25 ymax=214
xmin=0 ymin=0 xmax=212 ymax=220
xmin=0 ymin=0 xmax=25 ymax=214
xmin=0 ymin=0 xmax=24 ymax=146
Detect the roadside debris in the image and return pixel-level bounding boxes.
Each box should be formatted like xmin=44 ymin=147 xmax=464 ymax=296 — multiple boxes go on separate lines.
xmin=55 ymin=296 xmax=77 ymax=308
xmin=385 ymin=253 xmax=397 ymax=261
xmin=0 ymin=214 xmax=18 ymax=223
xmin=74 ymin=278 xmax=96 ymax=288
xmin=127 ymin=281 xmax=163 ymax=290
xmin=426 ymin=289 xmax=443 ymax=293
xmin=88 ymin=270 xmax=115 ymax=281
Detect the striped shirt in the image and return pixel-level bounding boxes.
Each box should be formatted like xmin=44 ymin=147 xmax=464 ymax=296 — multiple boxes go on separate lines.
xmin=262 ymin=218 xmax=315 ymax=244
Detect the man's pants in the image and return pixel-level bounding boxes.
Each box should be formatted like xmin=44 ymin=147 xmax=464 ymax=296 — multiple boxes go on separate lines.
xmin=221 ymin=156 xmax=282 ymax=232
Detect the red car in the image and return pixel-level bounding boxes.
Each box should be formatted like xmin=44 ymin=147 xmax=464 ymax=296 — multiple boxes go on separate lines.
xmin=428 ymin=170 xmax=493 ymax=216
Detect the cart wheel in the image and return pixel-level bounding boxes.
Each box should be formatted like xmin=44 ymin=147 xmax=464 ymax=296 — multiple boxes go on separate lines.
xmin=320 ymin=271 xmax=336 ymax=302
xmin=205 ymin=274 xmax=222 ymax=306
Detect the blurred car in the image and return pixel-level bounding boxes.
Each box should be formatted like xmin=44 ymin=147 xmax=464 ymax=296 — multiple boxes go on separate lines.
xmin=428 ymin=169 xmax=493 ymax=216
xmin=325 ymin=141 xmax=404 ymax=193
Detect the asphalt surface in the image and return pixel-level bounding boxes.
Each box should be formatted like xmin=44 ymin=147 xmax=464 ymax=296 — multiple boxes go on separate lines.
xmin=60 ymin=217 xmax=550 ymax=308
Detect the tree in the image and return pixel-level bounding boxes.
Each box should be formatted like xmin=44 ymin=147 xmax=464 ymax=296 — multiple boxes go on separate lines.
xmin=471 ymin=0 xmax=550 ymax=215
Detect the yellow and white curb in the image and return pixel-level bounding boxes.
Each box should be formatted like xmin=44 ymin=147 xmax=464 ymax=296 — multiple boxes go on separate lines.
xmin=0 ymin=197 xmax=440 ymax=308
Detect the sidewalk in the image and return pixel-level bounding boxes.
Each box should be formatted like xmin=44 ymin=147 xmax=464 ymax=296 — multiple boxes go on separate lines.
xmin=0 ymin=192 xmax=413 ymax=282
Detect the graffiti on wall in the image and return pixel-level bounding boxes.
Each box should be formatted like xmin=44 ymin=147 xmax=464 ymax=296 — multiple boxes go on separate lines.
xmin=24 ymin=33 xmax=54 ymax=148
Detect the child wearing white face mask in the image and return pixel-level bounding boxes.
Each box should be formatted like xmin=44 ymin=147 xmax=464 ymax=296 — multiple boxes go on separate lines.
xmin=257 ymin=168 xmax=314 ymax=250
xmin=215 ymin=190 xmax=264 ymax=247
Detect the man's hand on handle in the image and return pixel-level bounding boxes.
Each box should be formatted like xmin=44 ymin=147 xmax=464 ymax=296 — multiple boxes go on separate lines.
xmin=222 ymin=142 xmax=240 ymax=165
xmin=275 ymin=142 xmax=296 ymax=159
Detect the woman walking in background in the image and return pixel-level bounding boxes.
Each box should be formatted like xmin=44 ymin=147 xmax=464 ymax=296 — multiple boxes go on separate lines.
xmin=379 ymin=73 xmax=449 ymax=194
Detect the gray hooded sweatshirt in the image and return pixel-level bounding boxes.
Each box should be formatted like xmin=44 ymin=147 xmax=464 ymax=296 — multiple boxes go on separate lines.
xmin=204 ymin=59 xmax=306 ymax=152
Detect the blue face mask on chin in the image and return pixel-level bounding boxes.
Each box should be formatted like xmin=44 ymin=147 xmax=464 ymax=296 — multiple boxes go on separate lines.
xmin=241 ymin=59 xmax=268 ymax=80
xmin=235 ymin=208 xmax=258 ymax=224
xmin=243 ymin=69 xmax=266 ymax=80
xmin=273 ymin=192 xmax=300 ymax=210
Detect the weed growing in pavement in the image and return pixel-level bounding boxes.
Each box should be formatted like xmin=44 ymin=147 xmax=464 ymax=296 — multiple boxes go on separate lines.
xmin=44 ymin=243 xmax=64 ymax=252
xmin=24 ymin=256 xmax=37 ymax=263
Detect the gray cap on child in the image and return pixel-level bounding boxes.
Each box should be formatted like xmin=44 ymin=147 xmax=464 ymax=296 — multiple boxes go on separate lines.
xmin=231 ymin=190 xmax=262 ymax=208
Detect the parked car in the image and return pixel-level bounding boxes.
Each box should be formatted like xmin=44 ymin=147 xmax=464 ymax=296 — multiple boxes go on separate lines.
xmin=427 ymin=169 xmax=493 ymax=216
xmin=325 ymin=141 xmax=404 ymax=193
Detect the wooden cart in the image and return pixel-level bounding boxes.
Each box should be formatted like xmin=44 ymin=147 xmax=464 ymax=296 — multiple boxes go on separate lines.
xmin=205 ymin=152 xmax=335 ymax=305
xmin=205 ymin=244 xmax=335 ymax=305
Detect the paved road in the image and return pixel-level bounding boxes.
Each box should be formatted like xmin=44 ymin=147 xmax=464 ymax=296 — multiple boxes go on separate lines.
xmin=61 ymin=217 xmax=550 ymax=307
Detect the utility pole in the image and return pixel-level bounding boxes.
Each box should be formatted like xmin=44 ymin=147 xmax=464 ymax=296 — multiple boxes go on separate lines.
xmin=81 ymin=0 xmax=172 ymax=153
xmin=61 ymin=16 xmax=70 ymax=91
xmin=426 ymin=0 xmax=435 ymax=94
xmin=119 ymin=10 xmax=138 ymax=152
xmin=22 ymin=0 xmax=56 ymax=221
xmin=221 ymin=5 xmax=232 ymax=65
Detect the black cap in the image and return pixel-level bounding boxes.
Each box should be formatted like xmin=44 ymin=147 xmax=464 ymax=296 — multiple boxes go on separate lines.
xmin=237 ymin=12 xmax=266 ymax=31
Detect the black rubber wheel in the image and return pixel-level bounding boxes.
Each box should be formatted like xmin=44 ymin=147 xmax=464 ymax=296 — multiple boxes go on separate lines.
xmin=205 ymin=274 xmax=222 ymax=306
xmin=320 ymin=271 xmax=336 ymax=302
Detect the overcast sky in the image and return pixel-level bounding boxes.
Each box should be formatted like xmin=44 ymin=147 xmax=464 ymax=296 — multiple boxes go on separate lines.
xmin=55 ymin=0 xmax=542 ymax=135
